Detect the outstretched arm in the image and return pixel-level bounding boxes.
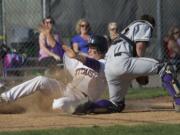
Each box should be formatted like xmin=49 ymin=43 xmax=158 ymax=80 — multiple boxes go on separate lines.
xmin=62 ymin=45 xmax=101 ymax=72
xmin=62 ymin=45 xmax=86 ymax=62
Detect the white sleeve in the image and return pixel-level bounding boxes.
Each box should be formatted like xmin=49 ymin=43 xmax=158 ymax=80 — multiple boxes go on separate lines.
xmin=133 ymin=23 xmax=152 ymax=42
xmin=98 ymin=59 xmax=105 ymax=74
xmin=63 ymin=53 xmax=79 ymax=77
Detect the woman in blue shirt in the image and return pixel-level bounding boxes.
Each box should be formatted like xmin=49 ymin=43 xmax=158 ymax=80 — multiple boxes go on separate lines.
xmin=71 ymin=19 xmax=92 ymax=55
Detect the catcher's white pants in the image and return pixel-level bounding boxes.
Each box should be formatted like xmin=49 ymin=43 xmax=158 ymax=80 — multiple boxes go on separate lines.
xmin=1 ymin=76 xmax=87 ymax=113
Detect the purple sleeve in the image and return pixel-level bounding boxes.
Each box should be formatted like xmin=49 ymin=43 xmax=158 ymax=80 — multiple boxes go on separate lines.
xmin=84 ymin=57 xmax=101 ymax=72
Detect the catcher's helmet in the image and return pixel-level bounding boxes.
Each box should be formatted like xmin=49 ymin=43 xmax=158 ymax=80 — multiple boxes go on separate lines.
xmin=88 ymin=35 xmax=108 ymax=54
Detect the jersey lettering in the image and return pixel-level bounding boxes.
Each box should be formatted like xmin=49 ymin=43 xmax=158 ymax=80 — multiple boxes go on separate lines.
xmin=75 ymin=68 xmax=98 ymax=78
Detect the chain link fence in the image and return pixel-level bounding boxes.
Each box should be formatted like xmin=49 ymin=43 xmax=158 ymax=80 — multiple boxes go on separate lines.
xmin=0 ymin=0 xmax=179 ymax=85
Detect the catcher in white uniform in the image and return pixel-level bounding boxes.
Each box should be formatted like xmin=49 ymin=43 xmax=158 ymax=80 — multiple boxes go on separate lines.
xmin=104 ymin=15 xmax=180 ymax=113
xmin=0 ymin=35 xmax=108 ymax=114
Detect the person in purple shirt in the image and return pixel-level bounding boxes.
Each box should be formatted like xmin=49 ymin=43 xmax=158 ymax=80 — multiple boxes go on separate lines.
xmin=71 ymin=19 xmax=92 ymax=55
xmin=38 ymin=16 xmax=64 ymax=66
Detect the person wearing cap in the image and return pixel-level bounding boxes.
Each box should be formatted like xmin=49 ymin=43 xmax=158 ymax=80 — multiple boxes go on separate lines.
xmin=0 ymin=35 xmax=110 ymax=114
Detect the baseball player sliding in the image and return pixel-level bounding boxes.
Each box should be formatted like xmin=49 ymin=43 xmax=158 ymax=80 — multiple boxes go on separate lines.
xmin=0 ymin=35 xmax=108 ymax=114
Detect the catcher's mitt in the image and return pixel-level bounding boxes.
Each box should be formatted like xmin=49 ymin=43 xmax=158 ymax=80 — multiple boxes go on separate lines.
xmin=136 ymin=76 xmax=149 ymax=85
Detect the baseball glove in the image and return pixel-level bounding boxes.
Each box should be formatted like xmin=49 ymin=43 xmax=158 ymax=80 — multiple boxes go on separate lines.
xmin=136 ymin=76 xmax=149 ymax=85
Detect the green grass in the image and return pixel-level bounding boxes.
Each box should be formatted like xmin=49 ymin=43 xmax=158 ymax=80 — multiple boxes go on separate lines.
xmin=127 ymin=87 xmax=168 ymax=99
xmin=1 ymin=124 xmax=180 ymax=135
xmin=101 ymin=87 xmax=168 ymax=100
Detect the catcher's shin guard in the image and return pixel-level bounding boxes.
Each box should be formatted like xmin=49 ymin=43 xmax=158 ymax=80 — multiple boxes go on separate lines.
xmin=161 ymin=66 xmax=180 ymax=111
xmin=162 ymin=74 xmax=180 ymax=97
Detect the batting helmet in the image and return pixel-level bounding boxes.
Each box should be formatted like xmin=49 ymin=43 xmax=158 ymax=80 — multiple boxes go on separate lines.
xmin=88 ymin=35 xmax=108 ymax=54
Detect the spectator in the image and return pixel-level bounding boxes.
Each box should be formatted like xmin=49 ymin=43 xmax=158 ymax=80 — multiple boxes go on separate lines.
xmin=38 ymin=16 xmax=64 ymax=66
xmin=0 ymin=44 xmax=25 ymax=77
xmin=164 ymin=25 xmax=180 ymax=60
xmin=105 ymin=22 xmax=119 ymax=47
xmin=71 ymin=18 xmax=92 ymax=55
xmin=0 ymin=60 xmax=4 ymax=89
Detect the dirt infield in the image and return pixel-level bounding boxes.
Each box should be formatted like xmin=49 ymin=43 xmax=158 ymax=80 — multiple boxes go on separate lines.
xmin=0 ymin=95 xmax=180 ymax=132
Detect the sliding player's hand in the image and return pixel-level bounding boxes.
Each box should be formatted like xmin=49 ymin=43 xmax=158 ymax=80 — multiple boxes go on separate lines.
xmin=62 ymin=45 xmax=77 ymax=58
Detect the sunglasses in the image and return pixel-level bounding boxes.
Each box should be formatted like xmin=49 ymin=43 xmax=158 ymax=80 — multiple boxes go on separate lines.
xmin=173 ymin=31 xmax=180 ymax=35
xmin=110 ymin=28 xmax=117 ymax=31
xmin=45 ymin=20 xmax=53 ymax=24
xmin=80 ymin=24 xmax=88 ymax=28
